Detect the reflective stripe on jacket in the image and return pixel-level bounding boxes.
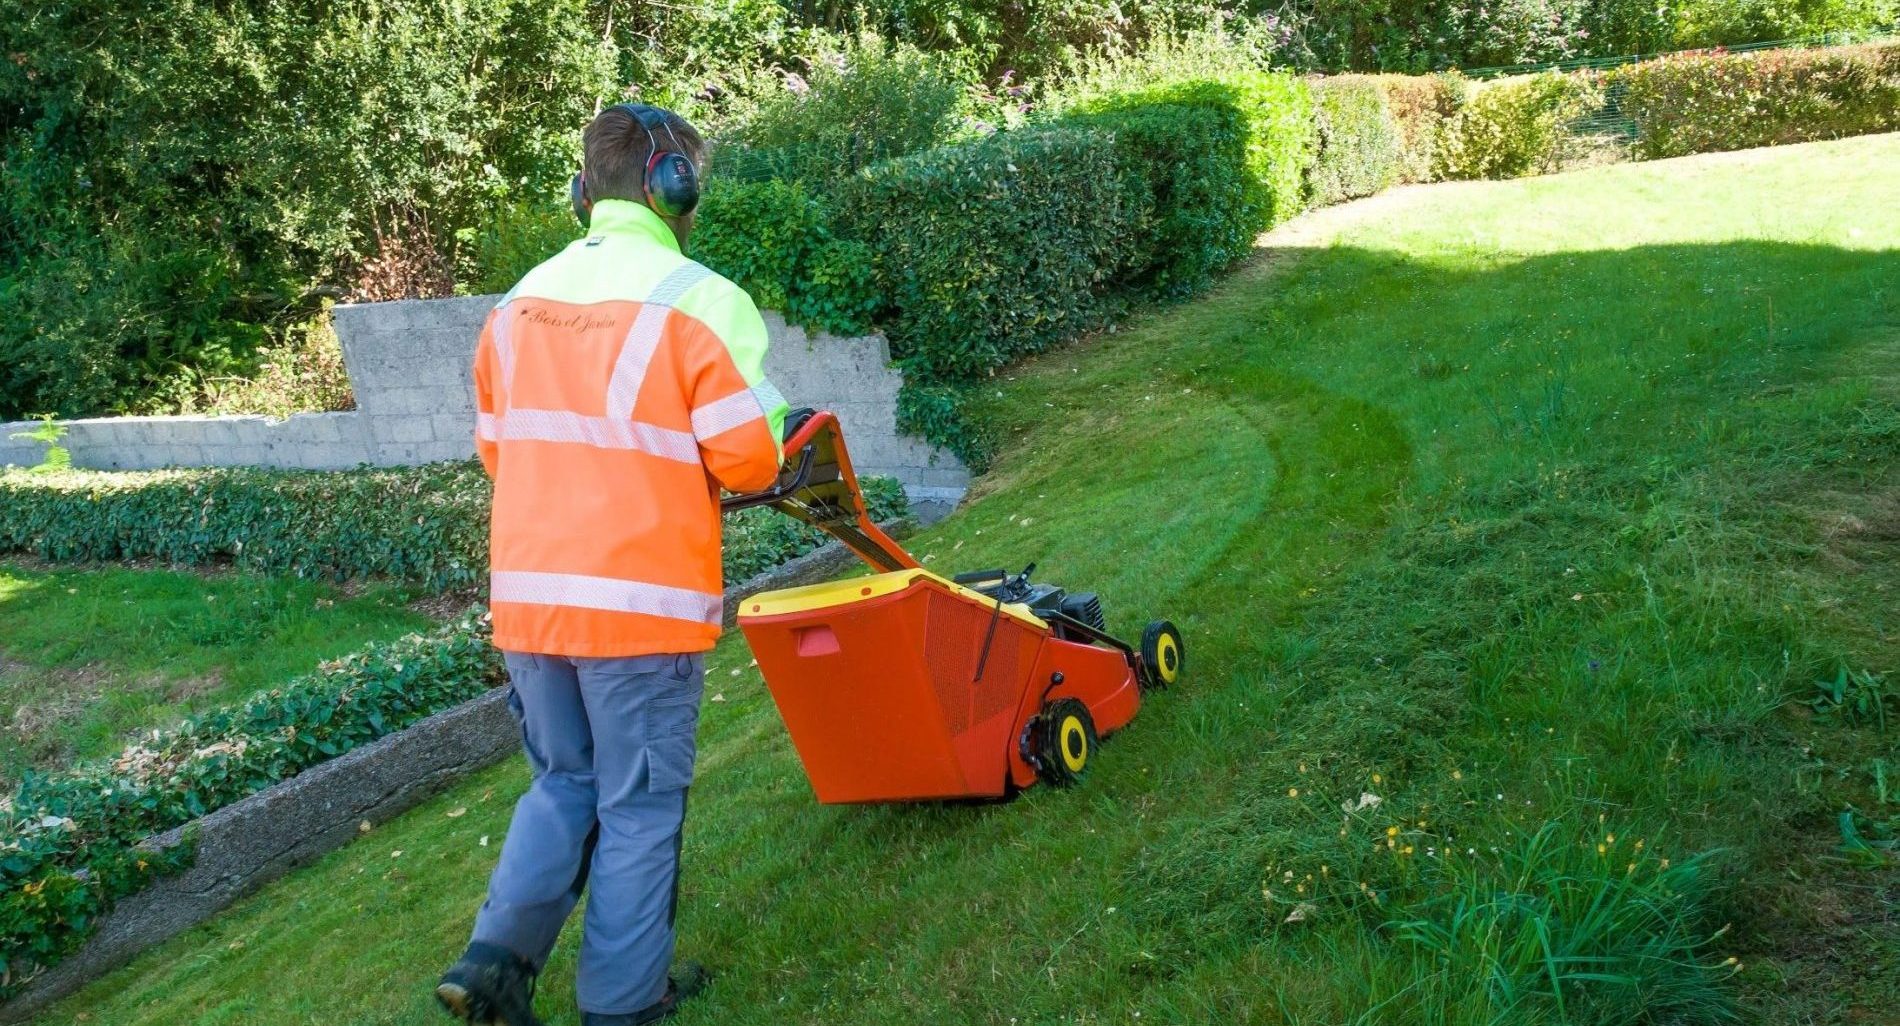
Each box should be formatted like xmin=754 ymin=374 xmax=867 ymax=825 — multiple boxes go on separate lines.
xmin=474 ymin=199 xmax=789 ymax=657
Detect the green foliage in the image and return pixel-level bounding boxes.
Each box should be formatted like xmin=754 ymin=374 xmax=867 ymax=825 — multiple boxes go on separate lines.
xmin=896 ymin=382 xmax=999 ymax=472
xmin=1366 ymin=73 xmax=1469 ymax=182
xmin=0 ymin=616 xmax=503 ymax=995
xmin=456 ymin=197 xmax=579 ymax=298
xmin=153 ymin=310 xmax=356 ymax=419
xmin=1614 ymin=42 xmax=1900 ymax=159
xmin=1273 ymin=0 xmax=1900 ymax=72
xmin=1308 ymin=78 xmax=1405 ymax=204
xmin=1388 ymin=822 xmax=1735 ymax=1023
xmin=1807 ymin=665 xmax=1895 ymax=730
xmin=1435 ymin=72 xmax=1603 ymax=179
xmin=0 ymin=0 xmax=615 ymax=419
xmin=7 ymin=417 xmax=72 ymax=475
xmin=835 ymin=128 xmax=1144 ymax=382
xmin=717 ymin=38 xmax=970 ymax=184
xmin=0 ymin=463 xmax=493 ymax=592
xmin=0 ymin=463 xmax=905 ymax=593
xmin=691 ymin=180 xmax=881 ymax=336
xmin=1059 ymin=90 xmax=1253 ymax=299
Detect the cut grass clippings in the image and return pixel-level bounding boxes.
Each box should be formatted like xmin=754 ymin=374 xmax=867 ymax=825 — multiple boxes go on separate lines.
xmin=38 ymin=134 xmax=1900 ymax=1025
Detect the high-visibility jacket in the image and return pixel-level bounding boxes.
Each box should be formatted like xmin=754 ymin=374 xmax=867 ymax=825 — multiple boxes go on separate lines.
xmin=473 ymin=199 xmax=789 ymax=658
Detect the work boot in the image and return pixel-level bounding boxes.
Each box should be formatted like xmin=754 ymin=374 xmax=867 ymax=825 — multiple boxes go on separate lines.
xmin=581 ymin=961 xmax=711 ymax=1025
xmin=435 ymin=942 xmax=544 ymax=1026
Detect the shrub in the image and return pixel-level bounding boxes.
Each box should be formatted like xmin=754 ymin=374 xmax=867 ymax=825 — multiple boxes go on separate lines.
xmin=456 ymin=196 xmax=579 ymax=298
xmin=1613 ymin=42 xmax=1900 ymax=160
xmin=691 ymin=180 xmax=882 ymax=336
xmin=1307 ymin=77 xmax=1405 ymax=205
xmin=1369 ymin=73 xmax=1467 ymax=182
xmin=1060 ymin=86 xmax=1256 ymax=299
xmin=833 ymin=127 xmax=1145 ymax=383
xmin=1057 ymin=71 xmax=1317 ymax=294
xmin=1436 ymin=72 xmax=1603 ymax=180
xmin=0 ymin=616 xmax=504 ymax=996
xmin=716 ymin=38 xmax=969 ymax=185
xmin=0 ymin=464 xmax=909 ymax=592
xmin=149 ymin=309 xmax=356 ymax=419
xmin=0 ymin=0 xmax=614 ymax=419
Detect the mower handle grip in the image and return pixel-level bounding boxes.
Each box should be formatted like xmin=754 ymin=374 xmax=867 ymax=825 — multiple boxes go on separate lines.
xmin=719 ymin=444 xmax=816 ymax=513
xmin=952 ymin=568 xmax=1008 ymax=586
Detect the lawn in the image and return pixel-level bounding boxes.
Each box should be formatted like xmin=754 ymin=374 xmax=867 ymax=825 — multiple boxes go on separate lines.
xmin=38 ymin=134 xmax=1899 ymax=1025
xmin=0 ymin=563 xmax=437 ymax=785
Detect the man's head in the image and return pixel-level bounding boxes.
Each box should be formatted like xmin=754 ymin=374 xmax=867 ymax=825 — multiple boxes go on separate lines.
xmin=577 ymin=104 xmax=707 ymax=246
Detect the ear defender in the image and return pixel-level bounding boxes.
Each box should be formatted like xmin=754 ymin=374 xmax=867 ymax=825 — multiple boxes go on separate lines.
xmin=643 ymin=148 xmax=700 ymax=218
xmin=569 ymin=171 xmax=590 ymax=227
xmin=571 ymin=105 xmax=701 ymax=228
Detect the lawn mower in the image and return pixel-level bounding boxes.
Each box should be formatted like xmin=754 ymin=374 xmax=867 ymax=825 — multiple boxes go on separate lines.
xmin=721 ymin=410 xmax=1183 ymax=804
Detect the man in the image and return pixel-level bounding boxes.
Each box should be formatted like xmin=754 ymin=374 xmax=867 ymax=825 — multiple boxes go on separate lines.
xmin=435 ymin=103 xmax=789 ymax=1026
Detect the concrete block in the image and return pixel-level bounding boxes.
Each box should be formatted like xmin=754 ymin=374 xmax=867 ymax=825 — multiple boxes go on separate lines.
xmin=379 ymin=417 xmax=437 ymax=445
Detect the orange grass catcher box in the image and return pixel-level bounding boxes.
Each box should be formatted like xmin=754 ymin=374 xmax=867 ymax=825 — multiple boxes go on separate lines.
xmin=722 ymin=412 xmax=1183 ymax=804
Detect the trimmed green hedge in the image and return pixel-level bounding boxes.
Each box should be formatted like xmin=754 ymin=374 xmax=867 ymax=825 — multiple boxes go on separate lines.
xmin=1614 ymin=41 xmax=1900 ymax=160
xmin=0 ymin=464 xmax=910 ymax=591
xmin=691 ymin=179 xmax=881 ymax=337
xmin=1063 ymin=82 xmax=1265 ymax=300
xmin=0 ymin=616 xmax=502 ymax=996
xmin=1308 ymin=78 xmax=1404 ymax=205
xmin=1435 ymin=72 xmax=1603 ymax=180
xmin=835 ymin=128 xmax=1144 ymax=384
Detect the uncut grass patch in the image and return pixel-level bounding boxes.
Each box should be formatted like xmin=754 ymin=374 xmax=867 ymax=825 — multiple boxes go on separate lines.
xmin=37 ymin=134 xmax=1900 ymax=1026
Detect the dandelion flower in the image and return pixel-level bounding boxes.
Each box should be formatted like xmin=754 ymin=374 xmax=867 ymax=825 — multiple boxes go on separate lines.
xmin=1288 ymin=788 xmax=1300 ymax=798
xmin=1386 ymin=826 xmax=1400 ymax=838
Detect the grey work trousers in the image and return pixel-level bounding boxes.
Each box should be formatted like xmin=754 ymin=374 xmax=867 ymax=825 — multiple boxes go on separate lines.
xmin=470 ymin=650 xmax=705 ymax=1016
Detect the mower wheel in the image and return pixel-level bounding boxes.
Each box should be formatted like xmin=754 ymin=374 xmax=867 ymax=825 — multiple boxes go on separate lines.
xmin=1141 ymin=620 xmax=1185 ymax=690
xmin=1033 ymin=699 xmax=1097 ymax=788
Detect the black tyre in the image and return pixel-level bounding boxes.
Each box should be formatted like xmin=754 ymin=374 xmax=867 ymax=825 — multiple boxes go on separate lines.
xmin=1140 ymin=620 xmax=1184 ymax=690
xmin=1032 ymin=698 xmax=1097 ymax=788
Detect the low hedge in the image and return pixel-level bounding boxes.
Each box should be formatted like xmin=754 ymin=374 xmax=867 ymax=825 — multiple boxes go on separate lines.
xmin=1435 ymin=72 xmax=1604 ymax=180
xmin=0 ymin=616 xmax=503 ymax=996
xmin=1369 ymin=73 xmax=1465 ymax=183
xmin=1614 ymin=41 xmax=1900 ymax=160
xmin=0 ymin=463 xmax=910 ymax=591
xmin=1307 ymin=77 xmax=1404 ymax=205
xmin=834 ymin=127 xmax=1144 ymax=384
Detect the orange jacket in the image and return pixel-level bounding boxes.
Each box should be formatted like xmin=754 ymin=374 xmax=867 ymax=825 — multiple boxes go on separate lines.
xmin=473 ymin=200 xmax=789 ymax=657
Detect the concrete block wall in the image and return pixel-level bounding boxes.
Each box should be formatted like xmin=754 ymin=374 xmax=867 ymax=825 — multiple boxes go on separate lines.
xmin=0 ymin=295 xmax=968 ymax=498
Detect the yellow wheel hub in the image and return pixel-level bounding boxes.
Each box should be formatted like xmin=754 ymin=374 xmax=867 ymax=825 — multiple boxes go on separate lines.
xmin=1058 ymin=715 xmax=1089 ymax=773
xmin=1156 ymin=634 xmax=1180 ymax=684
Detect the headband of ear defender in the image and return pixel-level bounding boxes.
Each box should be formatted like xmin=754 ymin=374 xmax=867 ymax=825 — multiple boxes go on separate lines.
xmin=570 ymin=103 xmax=701 ymax=227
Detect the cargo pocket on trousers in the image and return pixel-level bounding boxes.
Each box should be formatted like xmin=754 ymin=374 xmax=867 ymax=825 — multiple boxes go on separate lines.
xmin=646 ymin=655 xmax=704 ymax=792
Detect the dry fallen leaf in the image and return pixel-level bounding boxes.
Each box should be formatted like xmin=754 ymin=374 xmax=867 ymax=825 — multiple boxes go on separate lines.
xmin=446 ymin=807 xmax=467 ymax=818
